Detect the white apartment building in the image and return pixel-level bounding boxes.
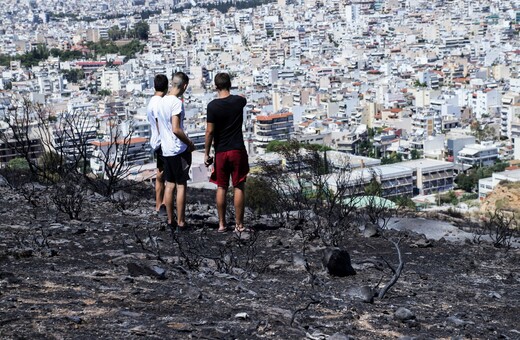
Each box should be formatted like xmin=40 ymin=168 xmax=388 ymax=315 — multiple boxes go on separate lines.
xmin=500 ymin=92 xmax=520 ymax=138
xmin=326 ymin=164 xmax=414 ymax=199
xmin=510 ymin=104 xmax=520 ymax=139
xmin=398 ymin=159 xmax=455 ymax=196
xmin=101 ymin=69 xmax=121 ymax=93
xmin=471 ymin=88 xmax=501 ymax=119
xmin=457 ymin=142 xmax=499 ymax=167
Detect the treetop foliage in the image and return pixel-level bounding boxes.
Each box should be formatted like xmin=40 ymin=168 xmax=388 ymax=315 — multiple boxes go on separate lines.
xmin=173 ymin=0 xmax=276 ymax=13
xmin=266 ymin=140 xmax=331 ymax=153
xmin=0 ymin=39 xmax=145 ymax=69
xmin=455 ymin=160 xmax=509 ymax=192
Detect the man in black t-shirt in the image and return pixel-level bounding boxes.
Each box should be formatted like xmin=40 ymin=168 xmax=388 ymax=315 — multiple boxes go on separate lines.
xmin=204 ymin=73 xmax=250 ymax=233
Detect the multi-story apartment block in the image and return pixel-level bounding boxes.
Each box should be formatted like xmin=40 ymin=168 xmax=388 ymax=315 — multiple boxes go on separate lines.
xmin=501 ymin=92 xmax=520 ymax=138
xmin=412 ymin=111 xmax=435 ymax=136
xmin=53 ymin=115 xmax=98 ymax=164
xmin=510 ymin=104 xmax=520 ymax=139
xmin=471 ymin=88 xmax=501 ymax=119
xmin=446 ymin=134 xmax=476 ymax=163
xmin=332 ymin=125 xmax=367 ymax=154
xmin=399 ymin=159 xmax=455 ymax=196
xmin=100 ymin=69 xmax=121 ymax=93
xmin=457 ymin=142 xmax=499 ymax=167
xmin=326 ymin=164 xmax=414 ymax=199
xmin=37 ymin=70 xmax=63 ymax=96
xmin=90 ymin=137 xmax=150 ymax=176
xmin=253 ymin=111 xmax=295 ymax=150
xmin=0 ymin=136 xmax=43 ymax=167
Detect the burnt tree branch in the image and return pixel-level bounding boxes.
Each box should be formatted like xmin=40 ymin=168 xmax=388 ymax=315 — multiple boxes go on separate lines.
xmin=377 ymin=238 xmax=404 ymax=299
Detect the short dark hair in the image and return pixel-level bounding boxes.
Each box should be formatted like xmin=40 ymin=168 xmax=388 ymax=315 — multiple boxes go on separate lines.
xmin=214 ymin=72 xmax=231 ymax=91
xmin=172 ymin=71 xmax=189 ymax=89
xmin=154 ymin=74 xmax=168 ymax=92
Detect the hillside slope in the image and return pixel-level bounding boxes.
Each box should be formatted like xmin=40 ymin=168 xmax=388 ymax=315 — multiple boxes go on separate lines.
xmin=481 ymin=181 xmax=520 ymax=215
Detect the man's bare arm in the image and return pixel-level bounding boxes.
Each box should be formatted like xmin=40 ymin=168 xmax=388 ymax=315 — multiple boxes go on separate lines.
xmin=171 ymin=115 xmax=194 ymax=151
xmin=204 ymin=122 xmax=215 ymax=165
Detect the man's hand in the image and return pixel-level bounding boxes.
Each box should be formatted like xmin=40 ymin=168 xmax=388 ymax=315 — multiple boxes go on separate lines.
xmin=187 ymin=140 xmax=195 ymax=152
xmin=204 ymin=155 xmax=213 ymax=167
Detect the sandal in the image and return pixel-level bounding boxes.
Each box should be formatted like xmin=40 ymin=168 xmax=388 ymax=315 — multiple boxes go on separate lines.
xmin=234 ymin=227 xmax=255 ymax=233
xmin=217 ymin=226 xmax=228 ymax=233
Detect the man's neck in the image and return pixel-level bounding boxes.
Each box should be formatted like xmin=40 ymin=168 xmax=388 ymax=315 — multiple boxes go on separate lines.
xmin=154 ymin=91 xmax=165 ymax=97
xmin=168 ymin=88 xmax=182 ymax=98
xmin=217 ymin=89 xmax=231 ymax=99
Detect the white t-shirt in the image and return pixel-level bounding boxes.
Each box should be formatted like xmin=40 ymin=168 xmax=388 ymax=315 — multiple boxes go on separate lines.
xmin=146 ymin=95 xmax=162 ymax=150
xmin=157 ymin=94 xmax=187 ymax=157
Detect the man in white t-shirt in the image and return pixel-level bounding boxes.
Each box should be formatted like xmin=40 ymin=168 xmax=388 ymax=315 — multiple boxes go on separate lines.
xmin=156 ymin=71 xmax=194 ymax=230
xmin=146 ymin=74 xmax=168 ymax=216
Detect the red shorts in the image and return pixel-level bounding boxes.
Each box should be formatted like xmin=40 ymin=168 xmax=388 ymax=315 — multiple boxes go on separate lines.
xmin=210 ymin=149 xmax=249 ymax=188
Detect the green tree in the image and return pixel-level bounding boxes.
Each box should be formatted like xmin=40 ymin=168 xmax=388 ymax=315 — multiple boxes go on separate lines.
xmin=245 ymin=176 xmax=279 ymax=215
xmin=381 ymin=152 xmax=402 ymax=164
xmin=439 ymin=190 xmax=458 ymax=205
xmin=470 ymin=120 xmax=496 ymax=142
xmin=410 ymin=149 xmax=421 ymax=159
xmin=455 ymin=173 xmax=477 ymax=192
xmin=357 ymin=139 xmax=373 ymax=156
xmin=266 ymin=140 xmax=330 ymax=153
xmin=0 ymin=54 xmax=12 ymax=67
xmin=364 ymin=177 xmax=382 ymax=196
xmin=133 ymin=21 xmax=149 ymax=40
xmin=266 ymin=140 xmax=286 ymax=153
xmin=98 ymin=89 xmax=112 ymax=96
xmin=118 ymin=40 xmax=145 ymax=58
xmin=413 ymin=79 xmax=427 ymax=87
xmin=62 ymin=69 xmax=85 ymax=83
xmin=7 ymin=157 xmax=30 ymax=170
xmin=455 ymin=161 xmax=509 ymax=192
xmin=108 ymin=25 xmax=124 ymax=41
xmin=18 ymin=44 xmax=50 ymax=67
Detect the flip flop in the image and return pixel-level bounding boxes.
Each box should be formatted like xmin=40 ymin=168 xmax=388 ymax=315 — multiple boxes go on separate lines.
xmin=217 ymin=227 xmax=228 ymax=233
xmin=234 ymin=227 xmax=255 ymax=233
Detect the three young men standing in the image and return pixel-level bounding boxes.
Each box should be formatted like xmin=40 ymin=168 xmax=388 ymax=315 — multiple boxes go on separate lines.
xmin=151 ymin=71 xmax=249 ymax=233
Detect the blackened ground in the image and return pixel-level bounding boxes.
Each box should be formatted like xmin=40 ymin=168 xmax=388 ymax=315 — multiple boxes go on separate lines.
xmin=0 ymin=183 xmax=519 ymax=340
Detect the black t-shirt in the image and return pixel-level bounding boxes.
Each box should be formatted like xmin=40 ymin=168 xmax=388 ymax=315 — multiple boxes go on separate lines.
xmin=207 ymin=95 xmax=247 ymax=153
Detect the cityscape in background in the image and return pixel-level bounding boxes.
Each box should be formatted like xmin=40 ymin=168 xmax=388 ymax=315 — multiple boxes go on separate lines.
xmin=1 ymin=0 xmax=520 ymax=204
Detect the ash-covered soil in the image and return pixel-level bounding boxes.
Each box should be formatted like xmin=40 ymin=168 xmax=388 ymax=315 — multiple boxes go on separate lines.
xmin=0 ymin=182 xmax=519 ymax=340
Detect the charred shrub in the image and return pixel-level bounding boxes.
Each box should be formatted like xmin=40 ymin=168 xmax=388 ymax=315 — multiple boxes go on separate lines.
xmin=482 ymin=209 xmax=518 ymax=249
xmin=255 ymin=140 xmax=362 ymax=247
xmin=215 ymin=232 xmax=267 ymax=276
xmin=52 ymin=175 xmax=86 ymax=220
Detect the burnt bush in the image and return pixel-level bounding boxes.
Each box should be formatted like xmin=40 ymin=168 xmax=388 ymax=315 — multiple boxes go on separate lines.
xmin=51 ymin=174 xmax=86 ymax=220
xmin=482 ymin=209 xmax=518 ymax=249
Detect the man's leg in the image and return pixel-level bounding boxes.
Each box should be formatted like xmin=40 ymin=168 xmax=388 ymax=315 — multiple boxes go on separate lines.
xmin=164 ymin=181 xmax=176 ymax=225
xmin=216 ymin=186 xmax=228 ymax=231
xmin=155 ymin=168 xmax=165 ymax=211
xmin=234 ymin=182 xmax=246 ymax=231
xmin=176 ymin=182 xmax=187 ymax=227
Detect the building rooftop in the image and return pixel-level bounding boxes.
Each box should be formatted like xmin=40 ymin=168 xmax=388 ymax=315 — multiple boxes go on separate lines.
xmin=398 ymin=159 xmax=454 ymax=171
xmin=494 ymin=168 xmax=520 ymax=181
xmin=459 ymin=143 xmax=497 ymax=155
xmin=256 ymin=112 xmax=293 ymax=121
